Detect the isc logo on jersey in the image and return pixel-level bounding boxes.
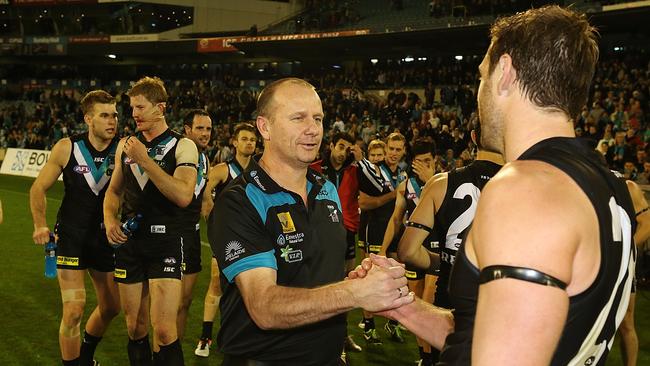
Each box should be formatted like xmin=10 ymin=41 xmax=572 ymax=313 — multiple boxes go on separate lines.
xmin=277 ymin=212 xmax=296 ymax=233
xmin=73 ymin=165 xmax=91 ymax=174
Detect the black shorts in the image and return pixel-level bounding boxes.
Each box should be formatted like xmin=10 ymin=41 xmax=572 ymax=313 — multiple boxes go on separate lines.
xmin=182 ymin=225 xmax=202 ymax=274
xmin=358 ymin=213 xmax=369 ymax=249
xmin=55 ymin=222 xmax=115 ymax=272
xmin=345 ymin=229 xmax=356 ymax=260
xmin=405 ymin=265 xmax=425 ymax=281
xmin=113 ymin=231 xmax=184 ymax=283
xmin=365 ymin=218 xmax=388 ymax=254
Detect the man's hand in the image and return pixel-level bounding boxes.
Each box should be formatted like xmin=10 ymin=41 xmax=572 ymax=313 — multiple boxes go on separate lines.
xmin=105 ymin=217 xmax=128 ymax=246
xmin=351 ymin=261 xmax=412 ymax=312
xmin=33 ymin=226 xmax=51 ymax=245
xmin=347 ymin=254 xmax=403 ymax=280
xmin=123 ymin=136 xmax=150 ymax=166
xmin=350 ymin=145 xmax=364 ymax=162
xmin=412 ymin=160 xmax=435 ymax=183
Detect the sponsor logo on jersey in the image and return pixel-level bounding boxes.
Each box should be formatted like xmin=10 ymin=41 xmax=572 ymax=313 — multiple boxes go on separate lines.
xmin=163 ymin=266 xmax=175 ymax=273
xmin=277 ymin=212 xmax=296 ymax=233
xmin=316 ymin=187 xmax=329 ymax=199
xmin=114 ymin=268 xmax=127 ymax=278
xmin=163 ymin=257 xmax=176 ymax=264
xmin=225 ymin=240 xmax=245 ymax=262
xmin=405 ymin=270 xmax=418 ymax=279
xmin=285 ymin=232 xmax=304 ymax=244
xmin=280 ymin=245 xmax=303 ymax=263
xmin=277 ymin=234 xmax=286 ymax=246
xmin=150 ymin=225 xmax=166 ymax=234
xmin=407 ymin=192 xmax=417 ymax=200
xmin=93 ymin=156 xmax=105 ymax=163
xmin=57 ymin=256 xmax=79 ymax=266
xmin=441 ymin=251 xmax=456 ymax=265
xmin=73 ymin=165 xmax=91 ymax=174
xmin=250 ymin=170 xmax=266 ymax=191
xmin=368 ymin=244 xmax=382 ymax=253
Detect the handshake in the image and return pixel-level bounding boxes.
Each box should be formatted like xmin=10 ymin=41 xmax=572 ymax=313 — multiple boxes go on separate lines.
xmin=344 ymin=253 xmax=415 ymax=315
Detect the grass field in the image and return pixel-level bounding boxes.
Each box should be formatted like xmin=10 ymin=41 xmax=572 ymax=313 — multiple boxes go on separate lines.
xmin=0 ymin=173 xmax=648 ymax=365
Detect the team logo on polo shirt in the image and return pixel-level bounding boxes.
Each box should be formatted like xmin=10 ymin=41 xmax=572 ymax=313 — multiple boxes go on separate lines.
xmin=327 ymin=205 xmax=340 ymax=223
xmin=277 ymin=212 xmax=296 ymax=233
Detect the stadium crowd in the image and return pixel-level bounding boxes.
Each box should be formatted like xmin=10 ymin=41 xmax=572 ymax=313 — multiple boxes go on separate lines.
xmin=1 ymin=51 xmax=648 ymax=181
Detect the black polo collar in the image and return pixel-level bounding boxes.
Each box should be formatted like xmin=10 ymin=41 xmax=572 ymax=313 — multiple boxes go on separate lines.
xmin=244 ymin=155 xmax=325 ymax=196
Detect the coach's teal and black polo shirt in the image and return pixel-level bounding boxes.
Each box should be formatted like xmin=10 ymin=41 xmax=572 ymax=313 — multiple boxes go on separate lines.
xmin=210 ymin=157 xmax=347 ymax=365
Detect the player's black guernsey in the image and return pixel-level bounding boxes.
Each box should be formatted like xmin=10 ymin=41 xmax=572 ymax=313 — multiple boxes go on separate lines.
xmin=357 ymin=159 xmax=406 ymax=249
xmin=432 ymin=160 xmax=501 ymax=308
xmin=207 ymin=158 xmax=245 ymax=246
xmin=181 ymin=150 xmax=208 ymax=231
xmin=120 ymin=129 xmax=191 ymax=236
xmin=439 ymin=137 xmax=636 ymax=366
xmin=57 ymin=133 xmax=118 ymax=231
xmin=215 ymin=158 xmax=244 ymax=198
xmin=402 ymin=176 xmax=440 ymax=254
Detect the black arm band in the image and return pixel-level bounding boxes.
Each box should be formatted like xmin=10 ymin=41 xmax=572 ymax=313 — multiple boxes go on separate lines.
xmin=636 ymin=206 xmax=650 ymax=217
xmin=479 ymin=265 xmax=567 ymax=290
xmin=405 ymin=220 xmax=433 ymax=233
xmin=176 ymin=162 xmax=197 ymax=169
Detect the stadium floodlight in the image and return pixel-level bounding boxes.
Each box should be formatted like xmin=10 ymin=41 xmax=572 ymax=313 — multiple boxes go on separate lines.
xmin=404 ymin=56 xmax=414 ymax=62
xmin=107 ymin=54 xmax=117 ymax=59
xmin=370 ymin=58 xmax=378 ymax=64
xmin=455 ymin=55 xmax=463 ymax=61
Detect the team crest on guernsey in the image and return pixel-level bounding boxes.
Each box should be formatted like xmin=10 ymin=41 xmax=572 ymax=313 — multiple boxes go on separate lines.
xmin=277 ymin=212 xmax=296 ymax=233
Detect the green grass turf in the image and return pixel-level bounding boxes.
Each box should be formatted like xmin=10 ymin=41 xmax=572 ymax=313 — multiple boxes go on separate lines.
xmin=0 ymin=173 xmax=648 ymax=365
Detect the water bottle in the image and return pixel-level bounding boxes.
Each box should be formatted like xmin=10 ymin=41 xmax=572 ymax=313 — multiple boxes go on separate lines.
xmin=121 ymin=214 xmax=143 ymax=238
xmin=44 ymin=233 xmax=57 ymax=279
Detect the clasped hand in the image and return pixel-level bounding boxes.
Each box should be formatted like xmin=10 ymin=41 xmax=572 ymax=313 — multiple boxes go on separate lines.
xmin=346 ymin=254 xmax=414 ymax=313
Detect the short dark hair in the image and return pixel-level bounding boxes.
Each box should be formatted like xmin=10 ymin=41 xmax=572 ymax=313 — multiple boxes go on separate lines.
xmin=233 ymin=122 xmax=256 ymax=139
xmin=80 ymin=90 xmax=115 ymax=115
xmin=183 ymin=109 xmax=210 ymax=128
xmin=331 ymin=132 xmax=354 ymax=147
xmin=488 ymin=5 xmax=599 ymax=118
xmin=127 ymin=76 xmax=168 ymax=104
xmin=256 ymin=78 xmax=316 ymax=119
xmin=412 ymin=138 xmax=435 ymax=157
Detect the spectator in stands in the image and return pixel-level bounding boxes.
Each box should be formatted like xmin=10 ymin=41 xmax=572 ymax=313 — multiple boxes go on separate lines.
xmin=608 ymin=131 xmax=631 ymax=171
